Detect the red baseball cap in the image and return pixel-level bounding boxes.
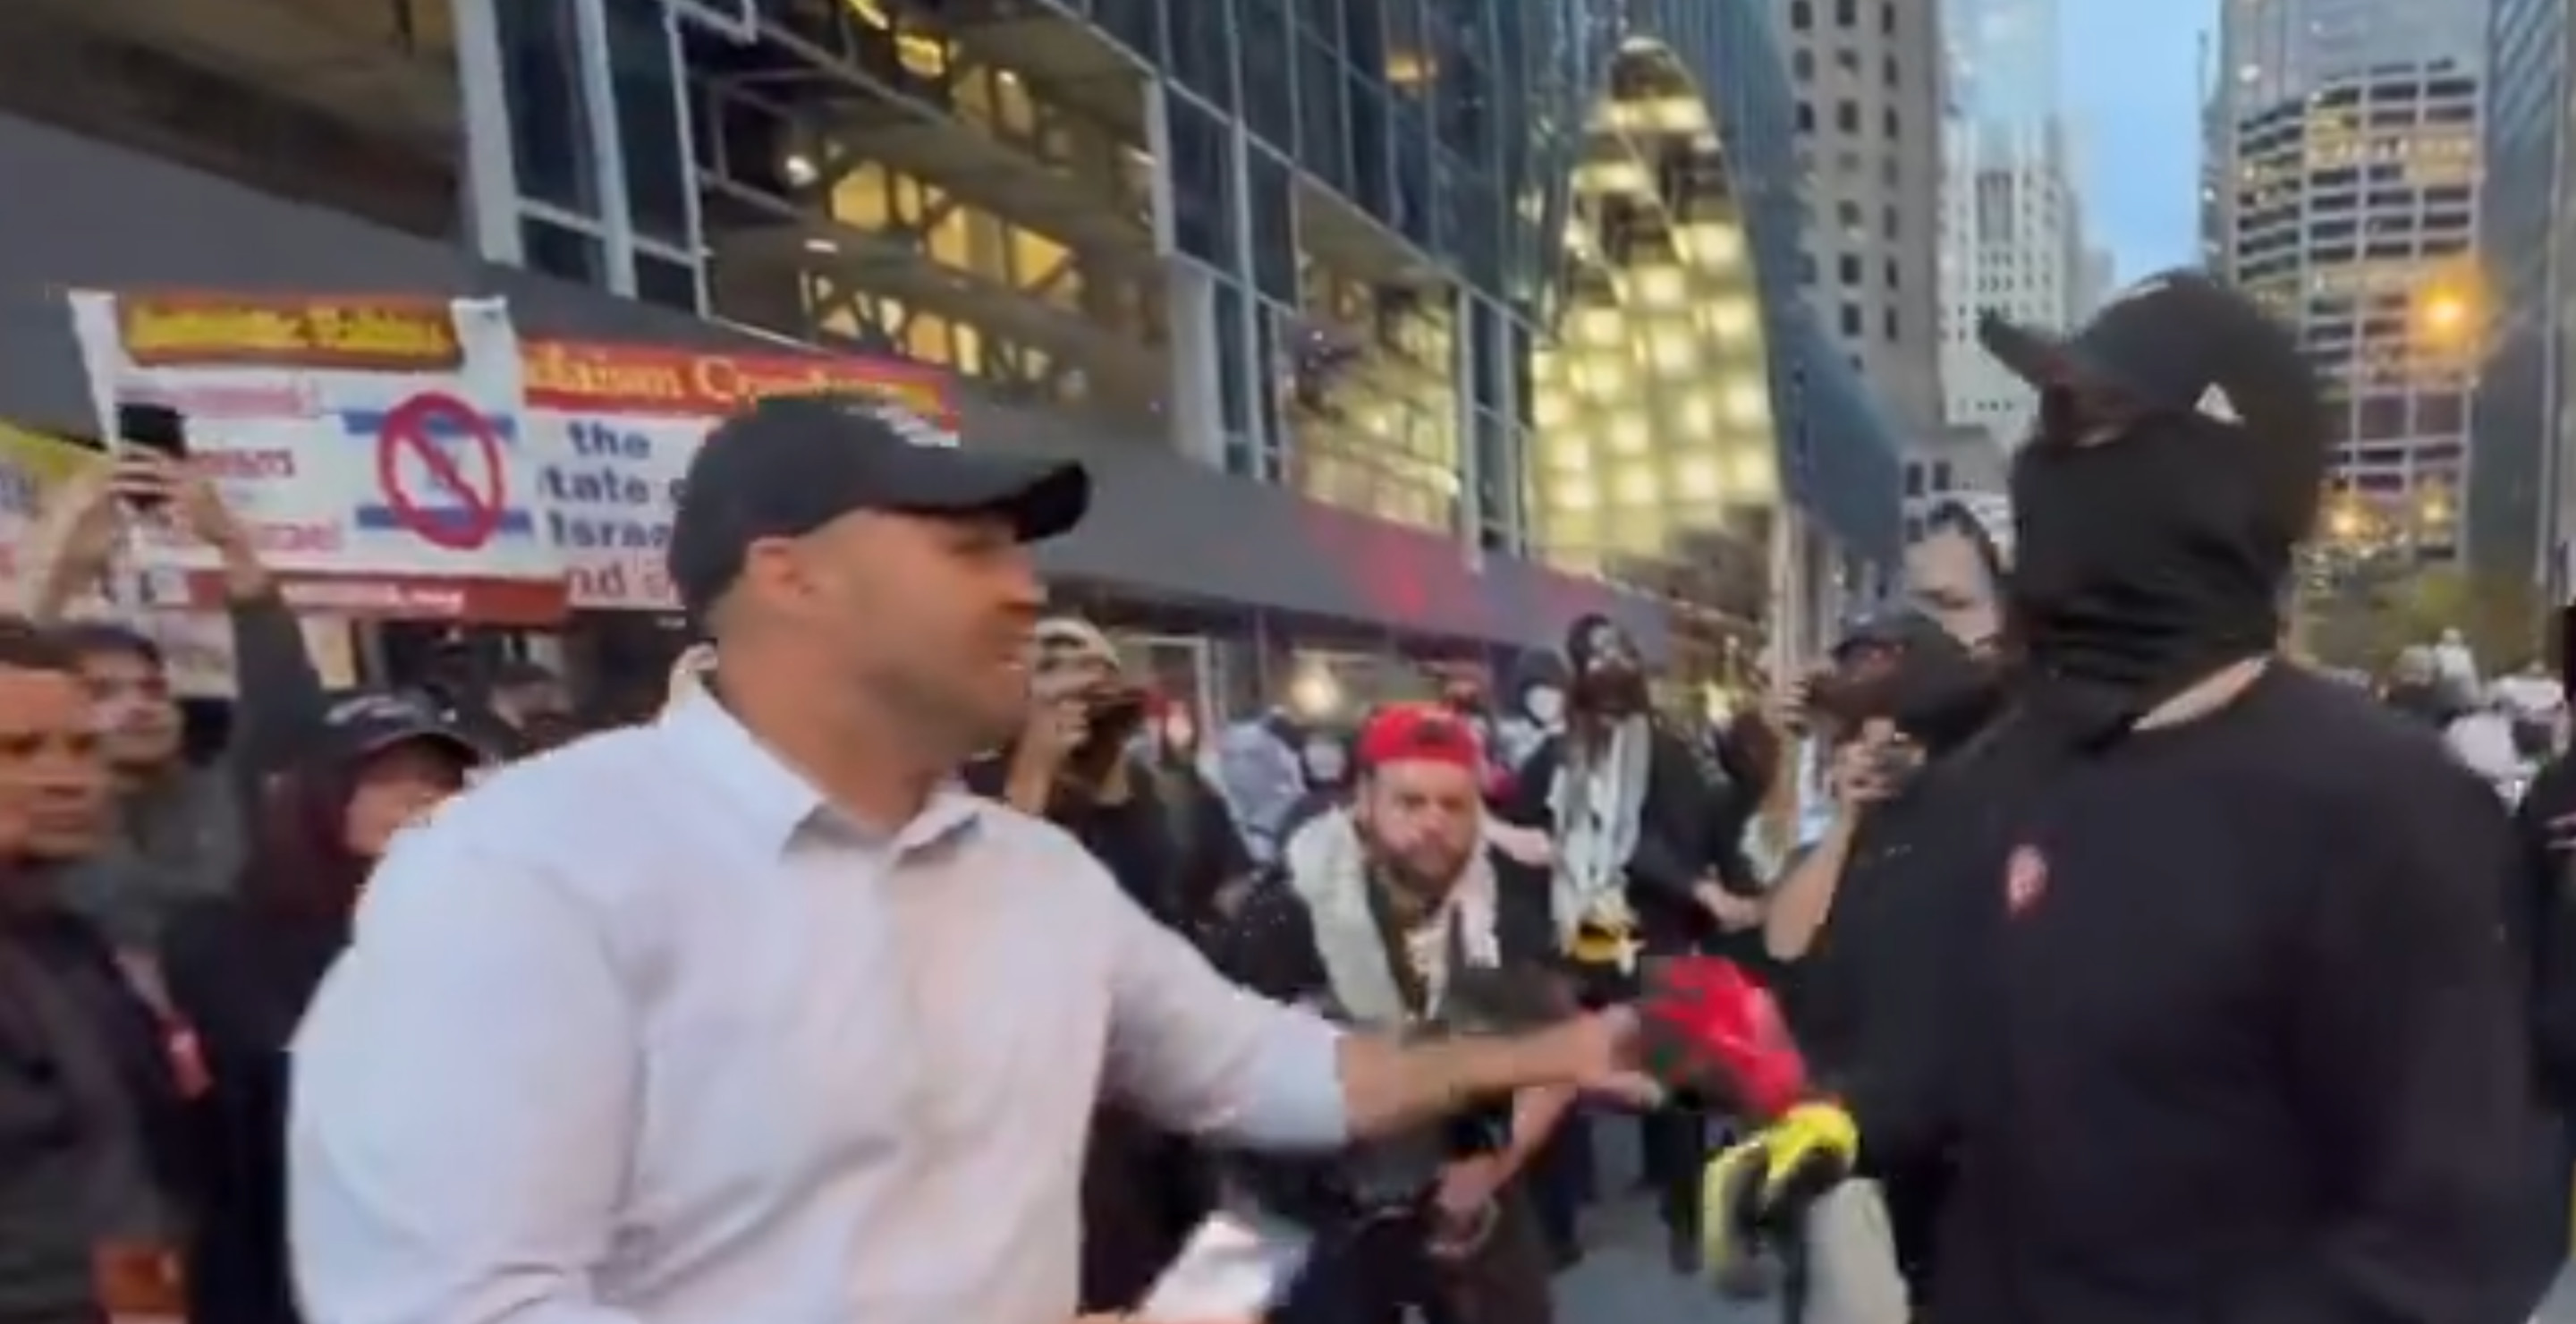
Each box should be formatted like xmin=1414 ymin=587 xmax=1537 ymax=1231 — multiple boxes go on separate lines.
xmin=1354 ymin=703 xmax=1485 ymax=776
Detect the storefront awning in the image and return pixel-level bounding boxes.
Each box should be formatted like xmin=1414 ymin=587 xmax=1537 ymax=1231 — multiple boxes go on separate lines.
xmin=0 ymin=113 xmax=1669 ymax=658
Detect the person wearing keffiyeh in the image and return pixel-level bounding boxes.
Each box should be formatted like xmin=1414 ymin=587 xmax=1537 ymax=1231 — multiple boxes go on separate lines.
xmin=1503 ymin=615 xmax=1759 ymax=1275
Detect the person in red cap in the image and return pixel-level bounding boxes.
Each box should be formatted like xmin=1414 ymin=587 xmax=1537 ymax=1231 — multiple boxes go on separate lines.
xmin=1208 ymin=702 xmax=1569 ymax=1324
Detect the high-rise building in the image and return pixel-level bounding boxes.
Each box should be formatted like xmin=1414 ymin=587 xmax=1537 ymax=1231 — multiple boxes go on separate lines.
xmin=1935 ymin=0 xmax=2084 ymax=454
xmin=0 ymin=0 xmax=1914 ymax=693
xmin=1774 ymin=0 xmax=1950 ymax=439
xmin=1530 ymin=0 xmax=1908 ymax=671
xmin=2469 ymin=0 xmax=2572 ymax=593
xmin=2210 ymin=0 xmax=2483 ymax=567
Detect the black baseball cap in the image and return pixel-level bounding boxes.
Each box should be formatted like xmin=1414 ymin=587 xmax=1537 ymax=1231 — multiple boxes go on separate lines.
xmin=665 ymin=394 xmax=1090 ymax=615
xmin=1831 ymin=605 xmax=1941 ymax=662
xmin=319 ymin=692 xmax=487 ymax=767
xmin=1977 ymin=269 xmax=2326 ymax=463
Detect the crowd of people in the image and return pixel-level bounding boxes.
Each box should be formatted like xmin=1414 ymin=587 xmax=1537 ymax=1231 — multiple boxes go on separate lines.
xmin=3 ymin=269 xmax=2573 ymax=1324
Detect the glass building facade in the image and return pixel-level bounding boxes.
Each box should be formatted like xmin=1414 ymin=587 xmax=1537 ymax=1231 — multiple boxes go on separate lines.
xmin=2470 ymin=0 xmax=2568 ymax=590
xmin=0 ymin=0 xmax=1900 ymax=624
xmin=445 ymin=0 xmax=1623 ymax=552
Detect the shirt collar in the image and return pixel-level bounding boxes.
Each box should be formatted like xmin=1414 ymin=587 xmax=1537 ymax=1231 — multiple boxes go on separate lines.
xmin=658 ymin=690 xmax=984 ymax=857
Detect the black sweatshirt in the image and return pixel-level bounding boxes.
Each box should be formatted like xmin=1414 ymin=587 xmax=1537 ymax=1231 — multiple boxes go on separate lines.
xmin=157 ymin=899 xmax=349 ymax=1324
xmin=1845 ymin=666 xmax=2557 ymax=1324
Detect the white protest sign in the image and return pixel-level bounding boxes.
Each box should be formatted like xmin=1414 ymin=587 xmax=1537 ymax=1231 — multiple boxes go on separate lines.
xmin=65 ymin=291 xmax=563 ymax=622
xmin=521 ymin=341 xmax=959 ymax=610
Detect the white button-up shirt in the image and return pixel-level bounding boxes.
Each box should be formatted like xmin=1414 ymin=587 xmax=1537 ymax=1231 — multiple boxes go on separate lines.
xmin=288 ymin=692 xmax=1347 ymax=1324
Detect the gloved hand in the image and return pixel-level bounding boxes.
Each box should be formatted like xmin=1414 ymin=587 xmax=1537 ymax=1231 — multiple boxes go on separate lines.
xmin=1699 ymin=1100 xmax=1860 ymax=1278
xmin=1635 ymin=955 xmax=1810 ymax=1119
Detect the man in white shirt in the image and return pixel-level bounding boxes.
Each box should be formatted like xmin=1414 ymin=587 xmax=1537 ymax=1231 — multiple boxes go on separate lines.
xmin=288 ymin=395 xmax=1640 ymax=1324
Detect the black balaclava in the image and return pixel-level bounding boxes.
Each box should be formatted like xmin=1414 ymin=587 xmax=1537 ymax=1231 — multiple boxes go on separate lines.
xmin=1884 ymin=631 xmax=2009 ymax=753
xmin=1565 ymin=614 xmax=1648 ymax=718
xmin=1825 ymin=615 xmax=2009 ymax=755
xmin=2007 ymin=397 xmax=2297 ymax=740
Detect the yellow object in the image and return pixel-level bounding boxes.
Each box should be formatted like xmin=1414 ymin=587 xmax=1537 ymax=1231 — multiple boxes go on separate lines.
xmin=1699 ymin=1100 xmax=1861 ymax=1277
xmin=1567 ymin=922 xmax=1637 ymax=968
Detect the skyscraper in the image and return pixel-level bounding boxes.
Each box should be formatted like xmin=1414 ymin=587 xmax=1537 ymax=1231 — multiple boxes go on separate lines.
xmin=1936 ymin=0 xmax=2087 ymax=454
xmin=2470 ymin=0 xmax=2572 ymax=593
xmin=2210 ymin=0 xmax=2484 ymax=567
xmin=1773 ymin=0 xmax=1950 ymax=438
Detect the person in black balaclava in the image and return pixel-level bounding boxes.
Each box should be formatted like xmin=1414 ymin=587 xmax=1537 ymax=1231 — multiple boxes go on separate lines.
xmin=1506 ymin=615 xmax=1753 ymax=1274
xmin=1700 ymin=272 xmax=2558 ymax=1324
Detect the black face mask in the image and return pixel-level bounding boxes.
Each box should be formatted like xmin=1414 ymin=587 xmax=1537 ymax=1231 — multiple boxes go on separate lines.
xmin=2008 ymin=410 xmax=2287 ymax=736
xmin=1883 ymin=639 xmax=2009 ymax=753
xmin=1567 ymin=618 xmax=1648 ymax=717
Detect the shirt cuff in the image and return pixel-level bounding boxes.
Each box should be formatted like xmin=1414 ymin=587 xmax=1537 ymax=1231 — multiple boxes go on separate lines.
xmin=1234 ymin=1007 xmax=1350 ymax=1151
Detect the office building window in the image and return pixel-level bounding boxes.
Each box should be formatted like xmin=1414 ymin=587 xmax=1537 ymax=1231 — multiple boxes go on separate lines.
xmin=496 ymin=0 xmax=597 ymax=216
xmin=1166 ymin=96 xmax=1238 ymax=266
xmin=1791 ymin=0 xmax=1811 ymax=30
xmin=1881 ymin=1 xmax=1896 ymax=33
xmin=523 ymin=216 xmax=606 ymax=284
xmin=1796 ymin=101 xmax=1815 ymax=132
xmin=1835 ymin=99 xmax=1859 ymax=132
xmin=1839 ymin=254 xmax=1861 ymax=284
xmin=1883 ymin=306 xmax=1899 ymax=340
xmin=1835 ymin=0 xmax=1857 ymax=27
xmin=1882 ymin=106 xmax=1900 ymax=139
xmin=1840 ymin=301 xmax=1862 ymax=335
xmin=1793 ymin=49 xmax=1812 ymax=80
xmin=606 ymin=0 xmax=689 ymax=245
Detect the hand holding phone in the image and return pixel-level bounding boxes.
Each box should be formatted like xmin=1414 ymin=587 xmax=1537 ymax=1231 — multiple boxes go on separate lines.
xmin=112 ymin=403 xmax=186 ymax=511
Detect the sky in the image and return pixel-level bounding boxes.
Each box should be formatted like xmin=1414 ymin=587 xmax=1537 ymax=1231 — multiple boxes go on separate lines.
xmin=2058 ymin=0 xmax=2222 ymax=285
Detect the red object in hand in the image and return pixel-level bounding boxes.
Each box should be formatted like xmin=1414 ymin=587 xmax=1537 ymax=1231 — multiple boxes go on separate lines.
xmin=1636 ymin=956 xmax=1810 ymax=1121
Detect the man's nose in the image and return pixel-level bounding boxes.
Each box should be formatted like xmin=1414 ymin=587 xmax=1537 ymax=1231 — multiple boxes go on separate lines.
xmin=994 ymin=551 xmax=1045 ymax=613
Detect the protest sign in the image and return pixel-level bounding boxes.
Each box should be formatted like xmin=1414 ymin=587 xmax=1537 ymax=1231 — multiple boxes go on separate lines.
xmin=521 ymin=341 xmax=958 ymax=610
xmin=0 ymin=422 xmax=356 ymax=696
xmin=64 ymin=292 xmax=563 ymax=623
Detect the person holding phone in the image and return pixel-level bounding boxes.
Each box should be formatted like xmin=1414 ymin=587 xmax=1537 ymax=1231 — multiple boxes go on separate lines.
xmin=969 ymin=615 xmax=1217 ymax=1308
xmin=26 ymin=429 xmax=329 ymax=985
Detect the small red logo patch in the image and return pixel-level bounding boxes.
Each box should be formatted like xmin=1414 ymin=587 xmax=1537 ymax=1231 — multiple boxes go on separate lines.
xmin=2004 ymin=844 xmax=2048 ymax=916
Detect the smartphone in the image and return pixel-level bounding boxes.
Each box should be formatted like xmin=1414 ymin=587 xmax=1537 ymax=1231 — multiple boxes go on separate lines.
xmin=1135 ymin=1209 xmax=1313 ymax=1323
xmin=113 ymin=403 xmax=185 ymax=511
xmin=114 ymin=403 xmax=187 ymax=459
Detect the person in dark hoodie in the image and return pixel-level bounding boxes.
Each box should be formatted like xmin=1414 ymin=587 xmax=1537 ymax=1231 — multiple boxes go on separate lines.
xmin=1700 ymin=272 xmax=2556 ymax=1324
xmin=156 ymin=693 xmax=486 ymax=1324
xmin=0 ymin=616 xmax=193 ymax=1324
xmin=29 ymin=454 xmax=329 ymax=987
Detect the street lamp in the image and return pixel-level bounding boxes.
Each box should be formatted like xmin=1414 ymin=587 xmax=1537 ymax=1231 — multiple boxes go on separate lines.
xmin=2419 ymin=292 xmax=2470 ymax=339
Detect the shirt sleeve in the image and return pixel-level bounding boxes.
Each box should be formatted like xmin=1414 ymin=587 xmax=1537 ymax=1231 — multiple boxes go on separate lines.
xmin=1099 ymin=866 xmax=1347 ymax=1151
xmin=288 ymin=824 xmax=642 ymax=1324
xmin=2233 ymin=762 xmax=2561 ymax=1324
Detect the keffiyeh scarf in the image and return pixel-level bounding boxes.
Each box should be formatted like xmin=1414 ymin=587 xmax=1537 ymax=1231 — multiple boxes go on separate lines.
xmin=1546 ymin=716 xmax=1649 ymax=951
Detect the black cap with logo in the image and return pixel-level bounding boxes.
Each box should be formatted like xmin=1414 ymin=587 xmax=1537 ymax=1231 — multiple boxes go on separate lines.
xmin=665 ymin=394 xmax=1090 ymax=617
xmin=319 ymin=692 xmax=488 ymax=768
